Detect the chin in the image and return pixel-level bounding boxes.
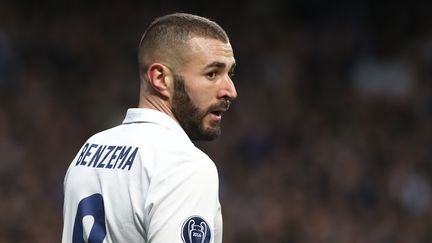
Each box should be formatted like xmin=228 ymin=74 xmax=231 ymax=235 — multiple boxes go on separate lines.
xmin=189 ymin=124 xmax=221 ymax=141
xmin=204 ymin=128 xmax=221 ymax=140
xmin=204 ymin=120 xmax=222 ymax=137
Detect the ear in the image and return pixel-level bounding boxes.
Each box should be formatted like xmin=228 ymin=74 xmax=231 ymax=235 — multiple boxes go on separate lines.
xmin=147 ymin=63 xmax=173 ymax=98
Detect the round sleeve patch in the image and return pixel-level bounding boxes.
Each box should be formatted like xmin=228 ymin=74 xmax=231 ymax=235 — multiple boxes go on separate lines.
xmin=181 ymin=216 xmax=211 ymax=243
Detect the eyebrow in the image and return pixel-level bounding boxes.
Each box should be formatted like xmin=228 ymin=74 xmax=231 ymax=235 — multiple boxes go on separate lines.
xmin=204 ymin=61 xmax=236 ymax=71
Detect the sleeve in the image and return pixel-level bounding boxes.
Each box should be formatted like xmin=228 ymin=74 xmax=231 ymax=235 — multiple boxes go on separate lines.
xmin=144 ymin=150 xmax=221 ymax=243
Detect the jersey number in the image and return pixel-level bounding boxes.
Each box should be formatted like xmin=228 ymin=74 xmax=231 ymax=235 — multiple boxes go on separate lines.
xmin=73 ymin=193 xmax=107 ymax=243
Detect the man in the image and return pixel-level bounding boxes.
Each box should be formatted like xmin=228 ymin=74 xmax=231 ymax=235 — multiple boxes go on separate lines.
xmin=61 ymin=13 xmax=237 ymax=243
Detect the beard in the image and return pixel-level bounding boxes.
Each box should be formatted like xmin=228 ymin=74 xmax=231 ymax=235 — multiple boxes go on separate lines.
xmin=171 ymin=75 xmax=226 ymax=141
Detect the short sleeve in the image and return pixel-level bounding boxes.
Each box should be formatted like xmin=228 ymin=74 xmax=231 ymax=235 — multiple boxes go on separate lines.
xmin=144 ymin=150 xmax=221 ymax=243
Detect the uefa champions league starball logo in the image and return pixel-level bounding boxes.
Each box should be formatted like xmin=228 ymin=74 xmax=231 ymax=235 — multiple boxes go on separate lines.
xmin=181 ymin=216 xmax=211 ymax=243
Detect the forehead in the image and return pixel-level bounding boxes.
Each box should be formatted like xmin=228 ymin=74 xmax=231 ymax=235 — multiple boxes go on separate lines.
xmin=182 ymin=36 xmax=235 ymax=70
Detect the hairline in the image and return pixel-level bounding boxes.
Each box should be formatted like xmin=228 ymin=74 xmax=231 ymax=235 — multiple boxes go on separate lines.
xmin=137 ymin=13 xmax=229 ymax=83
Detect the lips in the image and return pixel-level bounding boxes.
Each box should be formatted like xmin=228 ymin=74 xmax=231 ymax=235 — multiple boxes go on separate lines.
xmin=210 ymin=110 xmax=222 ymax=116
xmin=208 ymin=101 xmax=231 ymax=120
xmin=209 ymin=107 xmax=228 ymax=121
xmin=209 ymin=110 xmax=222 ymax=121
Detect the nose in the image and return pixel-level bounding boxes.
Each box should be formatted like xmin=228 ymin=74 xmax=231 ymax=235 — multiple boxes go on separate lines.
xmin=219 ymin=75 xmax=237 ymax=101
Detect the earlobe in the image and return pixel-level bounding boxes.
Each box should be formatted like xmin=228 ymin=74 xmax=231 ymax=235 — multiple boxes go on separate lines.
xmin=147 ymin=63 xmax=172 ymax=98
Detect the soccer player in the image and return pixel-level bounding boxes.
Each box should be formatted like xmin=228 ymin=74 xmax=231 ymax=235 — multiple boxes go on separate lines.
xmin=61 ymin=13 xmax=237 ymax=243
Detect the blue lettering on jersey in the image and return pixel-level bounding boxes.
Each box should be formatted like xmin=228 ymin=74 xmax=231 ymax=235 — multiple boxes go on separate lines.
xmin=181 ymin=216 xmax=211 ymax=243
xmin=75 ymin=143 xmax=138 ymax=170
xmin=112 ymin=146 xmax=132 ymax=168
xmin=76 ymin=143 xmax=89 ymax=165
xmin=88 ymin=145 xmax=106 ymax=167
xmin=121 ymin=147 xmax=138 ymax=170
xmin=106 ymin=146 xmax=123 ymax=169
xmin=81 ymin=143 xmax=98 ymax=166
xmin=97 ymin=145 xmax=115 ymax=168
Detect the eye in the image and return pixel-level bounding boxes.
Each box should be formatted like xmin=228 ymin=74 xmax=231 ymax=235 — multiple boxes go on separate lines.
xmin=207 ymin=71 xmax=217 ymax=79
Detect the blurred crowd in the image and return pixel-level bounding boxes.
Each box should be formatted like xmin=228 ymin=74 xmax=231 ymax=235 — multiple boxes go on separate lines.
xmin=1 ymin=1 xmax=432 ymax=242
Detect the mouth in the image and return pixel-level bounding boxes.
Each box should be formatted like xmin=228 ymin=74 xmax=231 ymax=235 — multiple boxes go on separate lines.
xmin=210 ymin=110 xmax=223 ymax=120
xmin=208 ymin=101 xmax=230 ymax=121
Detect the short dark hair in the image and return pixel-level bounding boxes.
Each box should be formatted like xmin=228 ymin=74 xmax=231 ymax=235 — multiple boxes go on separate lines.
xmin=137 ymin=13 xmax=229 ymax=82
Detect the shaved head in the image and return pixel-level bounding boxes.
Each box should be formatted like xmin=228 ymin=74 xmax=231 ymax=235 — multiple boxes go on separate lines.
xmin=138 ymin=13 xmax=229 ymax=86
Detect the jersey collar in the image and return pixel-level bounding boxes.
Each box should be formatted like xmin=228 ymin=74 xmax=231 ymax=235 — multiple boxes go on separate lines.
xmin=122 ymin=108 xmax=191 ymax=143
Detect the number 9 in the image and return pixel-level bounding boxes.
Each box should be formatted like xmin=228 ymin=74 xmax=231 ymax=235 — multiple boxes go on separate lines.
xmin=73 ymin=194 xmax=107 ymax=243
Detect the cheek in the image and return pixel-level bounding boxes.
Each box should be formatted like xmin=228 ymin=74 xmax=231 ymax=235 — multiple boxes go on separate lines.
xmin=187 ymin=87 xmax=213 ymax=110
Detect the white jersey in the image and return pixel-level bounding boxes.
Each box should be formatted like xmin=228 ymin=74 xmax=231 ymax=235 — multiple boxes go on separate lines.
xmin=62 ymin=108 xmax=222 ymax=243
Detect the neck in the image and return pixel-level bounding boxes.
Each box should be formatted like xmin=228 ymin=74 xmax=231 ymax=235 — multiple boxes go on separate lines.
xmin=138 ymin=94 xmax=178 ymax=123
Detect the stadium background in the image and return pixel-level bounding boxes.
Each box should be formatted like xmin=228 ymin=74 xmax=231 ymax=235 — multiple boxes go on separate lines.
xmin=1 ymin=0 xmax=432 ymax=242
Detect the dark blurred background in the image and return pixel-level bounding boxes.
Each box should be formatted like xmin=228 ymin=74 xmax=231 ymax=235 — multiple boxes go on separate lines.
xmin=1 ymin=0 xmax=432 ymax=242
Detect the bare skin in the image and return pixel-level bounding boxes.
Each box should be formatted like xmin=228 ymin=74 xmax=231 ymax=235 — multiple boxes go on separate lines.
xmin=139 ymin=36 xmax=237 ymax=139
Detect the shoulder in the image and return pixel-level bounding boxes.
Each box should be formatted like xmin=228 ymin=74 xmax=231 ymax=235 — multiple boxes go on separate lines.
xmin=150 ymin=143 xmax=218 ymax=185
xmin=163 ymin=140 xmax=215 ymax=168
